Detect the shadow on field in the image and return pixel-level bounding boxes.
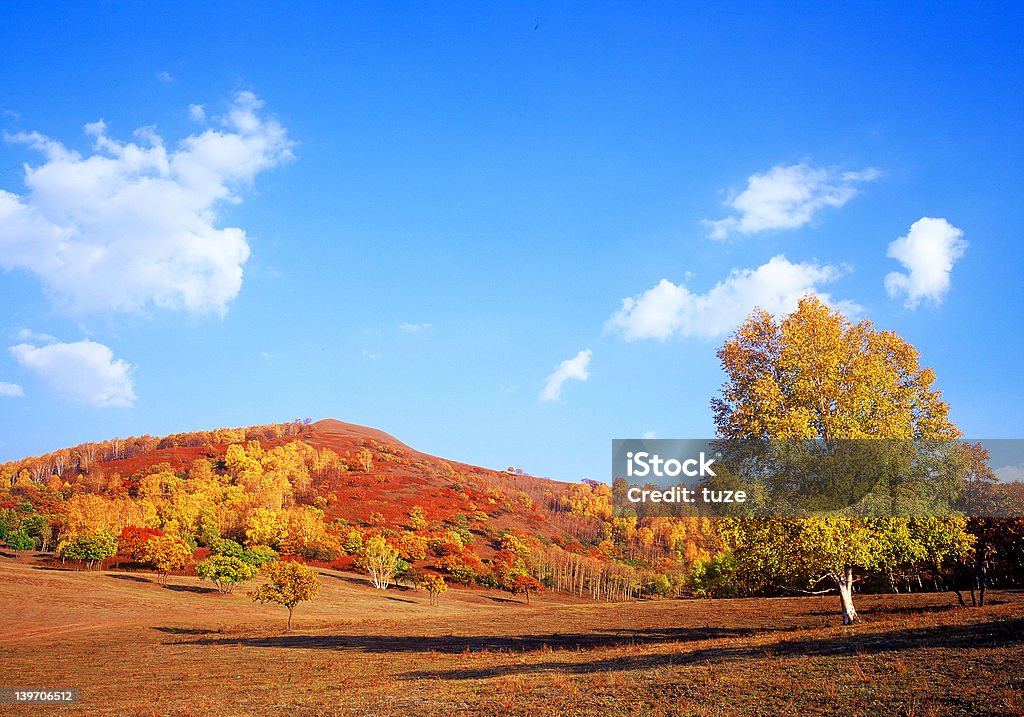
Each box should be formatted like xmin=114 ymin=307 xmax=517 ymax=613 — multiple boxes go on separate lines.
xmin=168 ymin=617 xmax=1024 ymax=682
xmin=163 ymin=584 xmax=219 ymax=595
xmin=398 ymin=616 xmax=1024 ymax=680
xmin=170 ymin=625 xmax=765 ymax=653
xmin=107 ymin=573 xmax=154 ymax=584
xmin=153 ymin=627 xmax=217 ymax=636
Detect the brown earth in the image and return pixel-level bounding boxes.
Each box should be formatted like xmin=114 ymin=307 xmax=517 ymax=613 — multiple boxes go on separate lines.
xmin=2 ymin=556 xmax=1022 ymax=717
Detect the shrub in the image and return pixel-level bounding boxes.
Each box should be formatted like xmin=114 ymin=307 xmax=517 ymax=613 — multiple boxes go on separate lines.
xmin=197 ymin=555 xmax=258 ymax=594
xmin=5 ymin=530 xmax=34 ymax=551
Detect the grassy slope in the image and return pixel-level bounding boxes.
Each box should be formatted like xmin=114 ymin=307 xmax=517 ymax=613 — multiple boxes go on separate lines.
xmin=2 ymin=557 xmax=1022 ymax=717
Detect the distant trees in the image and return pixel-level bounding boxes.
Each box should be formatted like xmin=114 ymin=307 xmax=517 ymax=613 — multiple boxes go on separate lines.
xmin=197 ymin=555 xmax=258 ymax=594
xmin=249 ymin=560 xmax=322 ymax=631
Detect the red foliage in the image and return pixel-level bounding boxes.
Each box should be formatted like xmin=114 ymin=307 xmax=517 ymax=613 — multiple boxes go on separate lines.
xmin=118 ymin=525 xmax=163 ymax=560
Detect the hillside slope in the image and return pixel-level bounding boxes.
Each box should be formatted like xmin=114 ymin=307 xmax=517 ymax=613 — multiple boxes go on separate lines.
xmin=0 ymin=418 xmax=711 ymax=600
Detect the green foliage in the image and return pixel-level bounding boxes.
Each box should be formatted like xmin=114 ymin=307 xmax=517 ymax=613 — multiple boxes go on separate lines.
xmin=5 ymin=530 xmax=34 ymax=550
xmin=240 ymin=545 xmax=279 ymax=567
xmin=57 ymin=530 xmax=118 ymax=569
xmin=214 ymin=538 xmax=245 ymax=558
xmin=689 ymin=551 xmax=742 ymax=599
xmin=342 ymin=528 xmax=364 ymax=555
xmin=197 ymin=555 xmax=258 ymax=594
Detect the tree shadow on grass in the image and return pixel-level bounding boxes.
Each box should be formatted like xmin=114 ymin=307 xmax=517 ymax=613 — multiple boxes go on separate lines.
xmin=153 ymin=627 xmax=217 ymax=636
xmin=167 ymin=617 xmax=1024 ymax=682
xmin=107 ymin=573 xmax=153 ymax=584
xmin=163 ymin=584 xmax=219 ymax=594
xmin=170 ymin=625 xmax=766 ymax=654
xmin=400 ymin=616 xmax=1024 ymax=681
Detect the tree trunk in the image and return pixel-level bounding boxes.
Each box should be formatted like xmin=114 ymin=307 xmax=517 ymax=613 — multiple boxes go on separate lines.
xmin=287 ymin=607 xmax=294 ymax=631
xmin=837 ymin=566 xmax=859 ymax=625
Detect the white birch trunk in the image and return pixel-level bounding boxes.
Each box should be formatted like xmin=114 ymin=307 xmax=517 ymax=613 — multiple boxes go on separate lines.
xmin=837 ymin=565 xmax=859 ymax=624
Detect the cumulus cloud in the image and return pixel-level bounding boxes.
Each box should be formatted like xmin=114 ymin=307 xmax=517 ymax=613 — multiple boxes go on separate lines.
xmin=605 ymin=255 xmax=858 ymax=341
xmin=884 ymin=217 xmax=967 ymax=309
xmin=9 ymin=339 xmax=136 ymax=407
xmin=398 ymin=322 xmax=432 ymax=333
xmin=539 ymin=349 xmax=592 ymax=402
xmin=0 ymin=91 xmax=293 ymax=315
xmin=704 ymin=163 xmax=880 ymax=239
xmin=188 ymin=104 xmax=206 ymax=122
xmin=0 ymin=381 xmax=23 ymax=397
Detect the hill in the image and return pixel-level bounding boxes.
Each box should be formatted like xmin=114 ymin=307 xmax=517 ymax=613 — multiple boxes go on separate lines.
xmin=0 ymin=418 xmax=713 ymax=600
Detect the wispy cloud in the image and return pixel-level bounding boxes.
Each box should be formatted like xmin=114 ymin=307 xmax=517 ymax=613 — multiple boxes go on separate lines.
xmin=539 ymin=349 xmax=592 ymax=402
xmin=704 ymin=163 xmax=880 ymax=239
xmin=0 ymin=91 xmax=293 ymax=316
xmin=398 ymin=322 xmax=432 ymax=333
xmin=884 ymin=217 xmax=967 ymax=309
xmin=0 ymin=381 xmax=23 ymax=397
xmin=605 ymin=255 xmax=859 ymax=341
xmin=9 ymin=338 xmax=135 ymax=407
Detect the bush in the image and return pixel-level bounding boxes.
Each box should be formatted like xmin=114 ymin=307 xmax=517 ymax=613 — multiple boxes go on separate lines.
xmin=197 ymin=555 xmax=258 ymax=594
xmin=689 ymin=551 xmax=742 ymax=599
xmin=5 ymin=530 xmax=34 ymax=550
xmin=240 ymin=545 xmax=279 ymax=567
xmin=214 ymin=538 xmax=245 ymax=558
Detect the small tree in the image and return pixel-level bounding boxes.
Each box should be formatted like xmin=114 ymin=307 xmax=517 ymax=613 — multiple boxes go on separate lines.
xmin=197 ymin=555 xmax=258 ymax=594
xmin=141 ymin=534 xmax=193 ymax=585
xmin=510 ymin=574 xmax=543 ymax=604
xmin=356 ymin=447 xmax=373 ymax=472
xmin=6 ymin=530 xmax=35 ymax=551
xmin=56 ymin=531 xmax=118 ymax=570
xmin=248 ymin=560 xmax=321 ymax=631
xmin=407 ymin=506 xmax=428 ymax=531
xmin=358 ymin=535 xmax=400 ymax=589
xmin=421 ymin=574 xmax=447 ymax=605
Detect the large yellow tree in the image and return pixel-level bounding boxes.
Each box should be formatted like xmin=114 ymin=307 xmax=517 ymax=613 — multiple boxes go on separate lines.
xmin=713 ymin=296 xmax=968 ymax=624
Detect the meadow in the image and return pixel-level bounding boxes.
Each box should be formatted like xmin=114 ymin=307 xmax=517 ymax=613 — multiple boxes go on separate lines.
xmin=2 ymin=555 xmax=1022 ymax=717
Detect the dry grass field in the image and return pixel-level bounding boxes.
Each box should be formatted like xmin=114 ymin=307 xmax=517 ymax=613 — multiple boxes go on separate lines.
xmin=1 ymin=555 xmax=1022 ymax=717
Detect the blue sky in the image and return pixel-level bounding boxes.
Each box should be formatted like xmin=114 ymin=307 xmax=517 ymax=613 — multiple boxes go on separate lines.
xmin=1 ymin=2 xmax=1021 ymax=483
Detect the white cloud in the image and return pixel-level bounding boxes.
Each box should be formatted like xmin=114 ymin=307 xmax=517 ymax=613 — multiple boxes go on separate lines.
xmin=0 ymin=382 xmax=23 ymax=397
xmin=884 ymin=217 xmax=967 ymax=309
xmin=361 ymin=350 xmax=381 ymax=360
xmin=605 ymin=255 xmax=858 ymax=341
xmin=993 ymin=463 xmax=1024 ymax=484
xmin=0 ymin=91 xmax=293 ymax=315
xmin=9 ymin=339 xmax=135 ymax=407
xmin=704 ymin=163 xmax=880 ymax=239
xmin=13 ymin=328 xmax=57 ymax=344
xmin=539 ymin=349 xmax=592 ymax=402
xmin=398 ymin=322 xmax=432 ymax=333
xmin=642 ymin=431 xmax=657 ymax=439
xmin=156 ymin=71 xmax=174 ymax=83
xmin=188 ymin=104 xmax=206 ymax=122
